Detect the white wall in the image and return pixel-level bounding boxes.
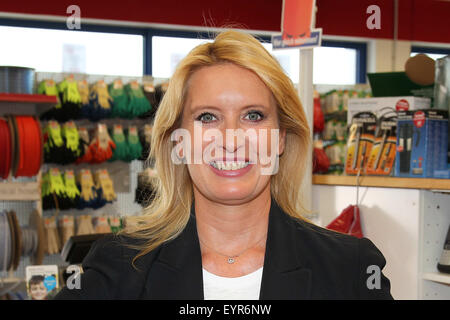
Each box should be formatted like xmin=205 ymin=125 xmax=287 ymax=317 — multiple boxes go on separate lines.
xmin=312 ymin=185 xmax=421 ymax=300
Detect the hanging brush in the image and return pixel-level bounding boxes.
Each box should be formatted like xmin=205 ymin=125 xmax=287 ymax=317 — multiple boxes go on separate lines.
xmin=76 ymin=215 xmax=95 ymax=236
xmin=93 ymin=216 xmax=112 ymax=234
xmin=44 ymin=216 xmax=61 ymax=255
xmin=108 ymin=216 xmax=123 ymax=234
xmin=58 ymin=215 xmax=74 ymax=248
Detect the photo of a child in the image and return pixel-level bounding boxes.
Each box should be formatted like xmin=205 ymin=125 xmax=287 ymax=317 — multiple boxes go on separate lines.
xmin=25 ymin=265 xmax=59 ymax=300
xmin=28 ymin=275 xmax=48 ymax=300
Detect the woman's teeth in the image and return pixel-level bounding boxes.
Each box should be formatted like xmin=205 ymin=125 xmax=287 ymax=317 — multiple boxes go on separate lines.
xmin=210 ymin=161 xmax=250 ymax=171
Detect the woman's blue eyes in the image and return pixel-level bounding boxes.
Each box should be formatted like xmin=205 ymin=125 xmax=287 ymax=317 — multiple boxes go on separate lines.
xmin=196 ymin=111 xmax=264 ymax=123
xmin=197 ymin=113 xmax=217 ymax=122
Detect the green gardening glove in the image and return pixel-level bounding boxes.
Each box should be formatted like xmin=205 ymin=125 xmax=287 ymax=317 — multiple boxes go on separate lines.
xmin=126 ymin=82 xmax=151 ymax=118
xmin=109 ymin=80 xmax=129 ymax=118
xmin=110 ymin=125 xmax=128 ymax=161
xmin=126 ymin=126 xmax=142 ymax=162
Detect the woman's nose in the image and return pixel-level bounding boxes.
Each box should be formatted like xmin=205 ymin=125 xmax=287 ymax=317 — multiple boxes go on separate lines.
xmin=220 ymin=116 xmax=245 ymax=154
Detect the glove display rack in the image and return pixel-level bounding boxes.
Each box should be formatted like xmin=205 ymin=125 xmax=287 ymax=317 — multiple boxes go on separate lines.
xmin=0 ymin=72 xmax=165 ymax=298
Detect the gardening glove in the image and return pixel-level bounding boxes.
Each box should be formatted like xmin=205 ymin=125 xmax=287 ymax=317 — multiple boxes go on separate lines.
xmin=110 ymin=125 xmax=128 ymax=161
xmin=109 ymin=80 xmax=129 ymax=118
xmin=126 ymin=126 xmax=142 ymax=161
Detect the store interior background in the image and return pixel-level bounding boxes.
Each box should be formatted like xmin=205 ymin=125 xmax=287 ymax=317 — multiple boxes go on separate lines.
xmin=0 ymin=0 xmax=449 ymax=300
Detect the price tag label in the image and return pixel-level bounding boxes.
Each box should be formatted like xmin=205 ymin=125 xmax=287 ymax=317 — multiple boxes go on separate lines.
xmin=113 ymin=79 xmax=123 ymax=89
xmin=49 ymin=121 xmax=59 ymax=130
xmin=130 ymin=81 xmax=139 ymax=90
xmin=144 ymin=83 xmax=155 ymax=92
xmin=129 ymin=126 xmax=138 ymax=136
xmin=97 ymin=80 xmax=106 ymax=88
xmin=65 ymin=170 xmax=74 ymax=180
xmin=114 ymin=124 xmax=123 ymax=135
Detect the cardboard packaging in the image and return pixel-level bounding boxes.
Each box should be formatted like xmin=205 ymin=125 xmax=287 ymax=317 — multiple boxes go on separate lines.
xmin=365 ymin=115 xmax=397 ymax=176
xmin=345 ymin=112 xmax=377 ymax=175
xmin=394 ymin=109 xmax=449 ymax=178
xmin=347 ymin=96 xmax=431 ymax=125
xmin=433 ymin=56 xmax=450 ymax=164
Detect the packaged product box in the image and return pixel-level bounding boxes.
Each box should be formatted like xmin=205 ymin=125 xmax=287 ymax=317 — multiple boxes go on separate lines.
xmin=347 ymin=96 xmax=431 ymax=125
xmin=345 ymin=111 xmax=377 ymax=175
xmin=434 ymin=56 xmax=450 ymax=111
xmin=394 ymin=109 xmax=449 ymax=178
xmin=433 ymin=56 xmax=450 ymax=164
xmin=365 ymin=115 xmax=397 ymax=176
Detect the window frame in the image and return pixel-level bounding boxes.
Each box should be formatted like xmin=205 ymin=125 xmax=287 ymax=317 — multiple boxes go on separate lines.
xmin=411 ymin=45 xmax=450 ymax=57
xmin=0 ymin=17 xmax=367 ymax=83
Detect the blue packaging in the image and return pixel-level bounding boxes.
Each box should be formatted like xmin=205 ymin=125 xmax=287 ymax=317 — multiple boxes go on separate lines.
xmin=395 ymin=109 xmax=448 ymax=178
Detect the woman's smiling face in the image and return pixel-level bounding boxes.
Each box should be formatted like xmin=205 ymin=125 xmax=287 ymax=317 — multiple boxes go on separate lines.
xmin=180 ymin=63 xmax=285 ymax=205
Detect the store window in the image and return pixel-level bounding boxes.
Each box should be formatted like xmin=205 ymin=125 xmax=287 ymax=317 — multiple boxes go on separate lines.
xmin=0 ymin=26 xmax=143 ymax=76
xmin=152 ymin=36 xmax=213 ymax=79
xmin=262 ymin=44 xmax=358 ymax=85
xmin=411 ymin=46 xmax=450 ymax=60
xmin=152 ymin=35 xmax=360 ymax=85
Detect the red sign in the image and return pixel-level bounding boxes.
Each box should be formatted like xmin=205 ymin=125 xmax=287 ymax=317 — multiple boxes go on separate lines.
xmin=413 ymin=111 xmax=425 ymax=128
xmin=395 ymin=99 xmax=410 ymax=111
xmin=282 ymin=0 xmax=315 ymax=43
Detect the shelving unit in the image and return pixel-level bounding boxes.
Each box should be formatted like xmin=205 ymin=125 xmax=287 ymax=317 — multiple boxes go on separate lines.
xmin=1 ymin=94 xmax=51 ymax=285
xmin=313 ymin=174 xmax=450 ymax=191
xmin=0 ymin=93 xmax=57 ymax=104
xmin=312 ymin=174 xmax=450 ymax=299
xmin=423 ymin=272 xmax=450 ymax=285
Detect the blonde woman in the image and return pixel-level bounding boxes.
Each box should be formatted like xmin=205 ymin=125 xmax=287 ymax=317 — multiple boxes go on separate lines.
xmin=56 ymin=30 xmax=392 ymax=300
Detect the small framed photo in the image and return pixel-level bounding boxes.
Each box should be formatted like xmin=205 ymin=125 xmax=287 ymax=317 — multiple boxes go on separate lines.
xmin=25 ymin=265 xmax=59 ymax=300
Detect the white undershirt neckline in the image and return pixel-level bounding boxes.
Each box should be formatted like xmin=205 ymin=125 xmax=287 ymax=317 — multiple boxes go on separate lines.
xmin=202 ymin=267 xmax=263 ymax=300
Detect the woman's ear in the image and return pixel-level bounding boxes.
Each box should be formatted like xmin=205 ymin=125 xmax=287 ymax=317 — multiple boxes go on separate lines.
xmin=278 ymin=127 xmax=286 ymax=156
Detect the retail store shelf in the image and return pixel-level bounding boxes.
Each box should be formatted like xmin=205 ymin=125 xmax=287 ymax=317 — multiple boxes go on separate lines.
xmin=0 ymin=277 xmax=24 ymax=284
xmin=0 ymin=181 xmax=41 ymax=201
xmin=423 ymin=272 xmax=450 ymax=285
xmin=312 ymin=174 xmax=450 ymax=191
xmin=0 ymin=93 xmax=57 ymax=104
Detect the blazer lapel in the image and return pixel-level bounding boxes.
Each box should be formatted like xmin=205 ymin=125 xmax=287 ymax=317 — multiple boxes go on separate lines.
xmin=259 ymin=199 xmax=312 ymax=300
xmin=144 ymin=198 xmax=312 ymax=300
xmin=145 ymin=210 xmax=204 ymax=300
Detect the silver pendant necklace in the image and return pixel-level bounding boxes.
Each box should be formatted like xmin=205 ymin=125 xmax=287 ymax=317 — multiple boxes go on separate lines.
xmin=199 ymin=234 xmax=267 ymax=264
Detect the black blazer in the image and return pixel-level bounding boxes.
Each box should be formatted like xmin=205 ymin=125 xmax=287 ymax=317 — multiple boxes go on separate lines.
xmin=55 ymin=199 xmax=393 ymax=300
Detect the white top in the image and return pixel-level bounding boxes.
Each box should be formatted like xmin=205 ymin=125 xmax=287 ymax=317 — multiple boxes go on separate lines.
xmin=202 ymin=267 xmax=263 ymax=300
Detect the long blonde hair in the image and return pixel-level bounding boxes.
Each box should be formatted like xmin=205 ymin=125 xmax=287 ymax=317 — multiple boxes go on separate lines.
xmin=122 ymin=30 xmax=311 ymax=262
